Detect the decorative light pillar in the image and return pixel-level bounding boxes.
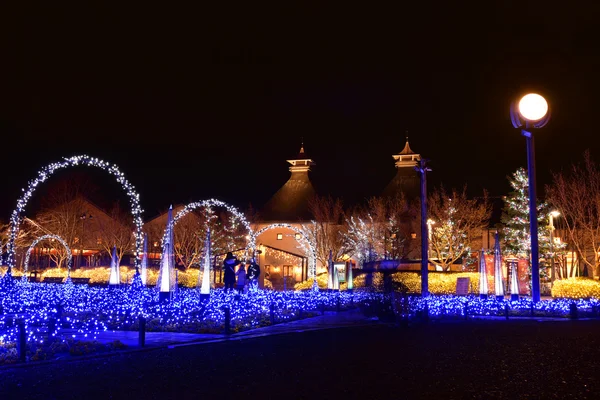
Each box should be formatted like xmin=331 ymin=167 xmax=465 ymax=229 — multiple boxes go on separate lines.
xmin=427 ymin=219 xmax=435 ymax=260
xmin=549 ymin=211 xmax=560 ymax=283
xmin=510 ymin=261 xmax=520 ymax=301
xmin=200 ymin=228 xmax=212 ymax=299
xmin=493 ymin=231 xmax=504 ymax=300
xmin=510 ymin=93 xmax=550 ymax=302
xmin=158 ymin=205 xmax=175 ymax=302
xmin=108 ymin=246 xmax=120 ymax=288
xmin=479 ymin=248 xmax=488 ymax=299
xmin=347 ymin=261 xmax=353 ymax=291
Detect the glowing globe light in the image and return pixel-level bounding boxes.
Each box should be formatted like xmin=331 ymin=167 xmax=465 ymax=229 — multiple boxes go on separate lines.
xmin=518 ymin=93 xmax=548 ymax=121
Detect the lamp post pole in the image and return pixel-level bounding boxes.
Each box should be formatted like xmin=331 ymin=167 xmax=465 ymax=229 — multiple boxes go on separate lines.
xmin=522 ymin=124 xmax=540 ymax=302
xmin=511 ymin=93 xmax=550 ymax=303
xmin=416 ymin=158 xmax=431 ymax=297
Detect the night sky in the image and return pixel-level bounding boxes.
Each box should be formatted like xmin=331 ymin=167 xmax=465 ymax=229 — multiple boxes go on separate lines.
xmin=2 ymin=3 xmax=600 ymax=221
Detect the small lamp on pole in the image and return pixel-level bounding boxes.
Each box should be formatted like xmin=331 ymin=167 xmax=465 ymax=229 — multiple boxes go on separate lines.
xmin=510 ymin=93 xmax=551 ymax=302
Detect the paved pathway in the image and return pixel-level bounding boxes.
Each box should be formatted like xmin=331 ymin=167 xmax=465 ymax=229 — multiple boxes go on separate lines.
xmin=59 ymin=308 xmax=378 ymax=348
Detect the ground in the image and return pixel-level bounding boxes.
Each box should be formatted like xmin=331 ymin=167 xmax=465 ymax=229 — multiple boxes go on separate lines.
xmin=1 ymin=319 xmax=599 ymax=399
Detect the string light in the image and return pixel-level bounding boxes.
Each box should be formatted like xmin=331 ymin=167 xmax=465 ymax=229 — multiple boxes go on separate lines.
xmin=23 ymin=234 xmax=73 ymax=277
xmin=4 ymin=155 xmax=144 ymax=275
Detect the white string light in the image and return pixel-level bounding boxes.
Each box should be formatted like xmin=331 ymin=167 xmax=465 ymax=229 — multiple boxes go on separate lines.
xmin=162 ymin=198 xmax=252 ymax=255
xmin=5 ymin=155 xmax=144 ymax=273
xmin=23 ymin=234 xmax=73 ymax=275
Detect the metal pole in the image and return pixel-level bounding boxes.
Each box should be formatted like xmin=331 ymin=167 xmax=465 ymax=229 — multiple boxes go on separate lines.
xmin=416 ymin=158 xmax=430 ymax=297
xmin=523 ymin=128 xmax=540 ymax=302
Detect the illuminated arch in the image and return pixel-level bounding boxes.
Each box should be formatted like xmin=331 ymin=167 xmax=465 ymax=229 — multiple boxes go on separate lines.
xmin=5 ymin=155 xmax=144 ymax=270
xmin=23 ymin=234 xmax=73 ymax=274
xmin=246 ymin=223 xmax=318 ymax=290
xmin=163 ymin=198 xmax=252 ymax=250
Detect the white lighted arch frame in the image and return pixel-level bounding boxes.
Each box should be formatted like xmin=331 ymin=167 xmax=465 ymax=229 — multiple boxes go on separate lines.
xmin=5 ymin=155 xmax=144 ymax=270
xmin=163 ymin=198 xmax=252 ymax=251
xmin=246 ymin=223 xmax=318 ymax=288
xmin=23 ymin=234 xmax=73 ymax=275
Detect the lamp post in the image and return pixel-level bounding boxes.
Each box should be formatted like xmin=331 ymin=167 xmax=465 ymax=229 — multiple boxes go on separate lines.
xmin=549 ymin=210 xmax=560 ymax=283
xmin=510 ymin=93 xmax=550 ymax=302
xmin=415 ymin=158 xmax=432 ymax=297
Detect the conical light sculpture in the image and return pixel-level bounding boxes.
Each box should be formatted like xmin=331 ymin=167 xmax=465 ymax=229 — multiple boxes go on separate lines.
xmin=200 ymin=228 xmax=212 ymax=295
xmin=141 ymin=233 xmax=148 ymax=285
xmin=157 ymin=205 xmax=175 ymax=299
xmin=108 ymin=246 xmax=120 ymax=286
xmin=479 ymin=248 xmax=488 ymax=299
xmin=510 ymin=262 xmax=520 ymax=301
xmin=494 ymin=232 xmax=504 ymax=300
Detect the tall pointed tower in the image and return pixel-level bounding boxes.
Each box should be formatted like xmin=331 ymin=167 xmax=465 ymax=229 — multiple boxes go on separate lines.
xmin=260 ymin=142 xmax=316 ymax=222
xmin=382 ymin=136 xmax=421 ymax=201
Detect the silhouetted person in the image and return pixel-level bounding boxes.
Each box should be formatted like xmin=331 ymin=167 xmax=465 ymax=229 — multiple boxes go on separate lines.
xmin=247 ymin=258 xmax=260 ymax=291
xmin=236 ymin=263 xmax=247 ymax=293
xmin=223 ymin=252 xmax=238 ymax=292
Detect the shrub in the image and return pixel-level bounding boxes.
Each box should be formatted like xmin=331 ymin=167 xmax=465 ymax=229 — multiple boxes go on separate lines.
xmin=551 ymin=277 xmax=600 ymax=299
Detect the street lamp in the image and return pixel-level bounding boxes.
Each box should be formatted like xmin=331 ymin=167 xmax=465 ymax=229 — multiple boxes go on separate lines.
xmin=415 ymin=158 xmax=432 ymax=297
xmin=549 ymin=210 xmax=560 ymax=283
xmin=510 ymin=93 xmax=551 ymax=302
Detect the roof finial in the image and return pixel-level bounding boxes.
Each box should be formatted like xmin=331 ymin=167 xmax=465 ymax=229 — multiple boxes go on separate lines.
xmin=405 ymin=130 xmax=409 ymax=142
xmin=299 ymin=137 xmax=305 ymax=154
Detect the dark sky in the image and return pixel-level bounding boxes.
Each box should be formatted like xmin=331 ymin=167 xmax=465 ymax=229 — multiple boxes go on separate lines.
xmin=2 ymin=3 xmax=600 ymax=221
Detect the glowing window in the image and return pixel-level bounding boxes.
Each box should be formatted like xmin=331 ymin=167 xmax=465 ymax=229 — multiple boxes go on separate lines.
xmin=277 ymin=233 xmax=283 ymax=240
xmin=411 ymin=233 xmax=417 ymax=239
xmin=295 ymin=233 xmax=301 ymax=240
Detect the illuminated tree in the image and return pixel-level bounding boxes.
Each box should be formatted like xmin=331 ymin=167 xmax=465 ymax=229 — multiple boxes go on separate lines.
xmin=502 ymin=167 xmax=566 ymax=283
xmin=341 ymin=194 xmax=416 ymax=265
xmin=96 ymin=202 xmax=135 ymax=267
xmin=34 ymin=197 xmax=89 ymax=268
xmin=173 ymin=212 xmax=203 ymax=269
xmin=547 ymin=151 xmax=599 ymax=277
xmin=428 ymin=186 xmax=492 ymax=271
xmin=298 ymin=195 xmax=346 ymax=267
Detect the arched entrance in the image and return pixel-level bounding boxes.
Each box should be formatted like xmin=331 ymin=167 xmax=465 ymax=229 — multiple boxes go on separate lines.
xmin=163 ymin=198 xmax=252 ymax=254
xmin=159 ymin=199 xmax=253 ymax=290
xmin=247 ymin=223 xmax=318 ymax=290
xmin=5 ymin=155 xmax=144 ymax=273
xmin=23 ymin=234 xmax=73 ymax=276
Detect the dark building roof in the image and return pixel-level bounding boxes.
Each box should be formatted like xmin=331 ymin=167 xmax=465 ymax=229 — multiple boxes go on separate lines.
xmin=259 ymin=144 xmax=316 ymax=222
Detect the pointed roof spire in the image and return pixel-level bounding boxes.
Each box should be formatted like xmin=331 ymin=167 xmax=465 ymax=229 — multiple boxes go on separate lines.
xmin=392 ymin=131 xmax=420 ymax=167
xmin=288 ymin=139 xmax=315 ymax=172
xmin=400 ymin=131 xmax=415 ymax=155
xmin=298 ymin=137 xmax=305 ymax=158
